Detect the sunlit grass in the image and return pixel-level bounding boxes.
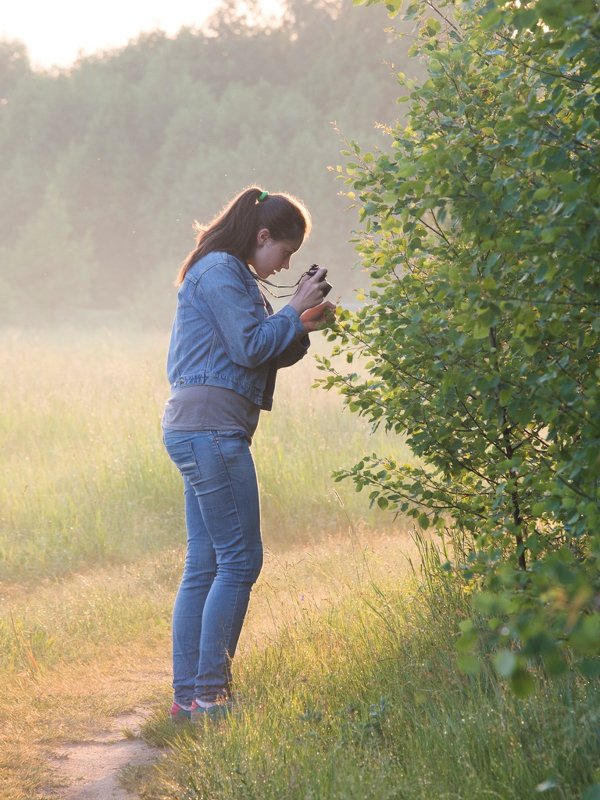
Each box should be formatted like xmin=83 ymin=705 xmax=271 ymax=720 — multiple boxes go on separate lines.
xmin=0 ymin=326 xmax=416 ymax=797
xmin=0 ymin=551 xmax=177 ymax=675
xmin=0 ymin=530 xmax=415 ymax=800
xmin=0 ymin=328 xmax=413 ymax=582
xmin=1 ymin=329 xmax=594 ymax=800
xmin=0 ymin=329 xmax=175 ymax=580
xmin=142 ymin=577 xmax=599 ymax=800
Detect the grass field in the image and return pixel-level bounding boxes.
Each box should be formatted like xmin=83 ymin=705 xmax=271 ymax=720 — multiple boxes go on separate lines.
xmin=142 ymin=576 xmax=598 ymax=800
xmin=1 ymin=330 xmax=596 ymax=800
xmin=0 ymin=328 xmax=413 ymax=798
xmin=0 ymin=328 xmax=412 ymax=582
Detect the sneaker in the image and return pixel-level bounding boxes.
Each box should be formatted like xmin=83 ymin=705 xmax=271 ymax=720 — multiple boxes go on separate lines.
xmin=190 ymin=698 xmax=232 ymax=723
xmin=170 ymin=701 xmax=192 ymax=722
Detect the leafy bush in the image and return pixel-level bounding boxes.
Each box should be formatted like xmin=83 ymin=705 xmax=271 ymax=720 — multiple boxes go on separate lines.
xmin=319 ymin=0 xmax=600 ymax=689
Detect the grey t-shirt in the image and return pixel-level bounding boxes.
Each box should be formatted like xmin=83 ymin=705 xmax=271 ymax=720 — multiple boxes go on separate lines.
xmin=162 ymin=385 xmax=260 ymax=441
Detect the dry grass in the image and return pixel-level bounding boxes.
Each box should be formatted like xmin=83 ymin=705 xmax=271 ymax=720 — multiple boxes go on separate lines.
xmin=0 ymin=328 xmax=417 ymax=798
xmin=0 ymin=529 xmax=418 ymax=800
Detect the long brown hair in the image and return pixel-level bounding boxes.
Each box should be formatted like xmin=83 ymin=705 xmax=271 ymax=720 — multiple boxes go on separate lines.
xmin=175 ymin=186 xmax=311 ymax=286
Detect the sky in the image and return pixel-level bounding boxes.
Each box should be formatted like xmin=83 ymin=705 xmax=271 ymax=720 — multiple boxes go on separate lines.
xmin=0 ymin=0 xmax=281 ymax=70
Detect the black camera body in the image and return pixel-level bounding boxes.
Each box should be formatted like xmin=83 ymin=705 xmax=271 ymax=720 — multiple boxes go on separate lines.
xmin=305 ymin=264 xmax=332 ymax=297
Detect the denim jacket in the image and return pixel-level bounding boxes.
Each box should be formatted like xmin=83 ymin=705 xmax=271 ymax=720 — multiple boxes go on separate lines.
xmin=166 ymin=251 xmax=309 ymax=410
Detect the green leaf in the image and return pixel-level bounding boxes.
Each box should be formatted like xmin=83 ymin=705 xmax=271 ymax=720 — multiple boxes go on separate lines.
xmin=578 ymin=658 xmax=600 ymax=679
xmin=480 ymin=7 xmax=502 ymax=30
xmin=493 ymin=649 xmax=517 ymax=678
xmin=511 ymin=668 xmax=536 ymax=698
xmin=472 ymin=322 xmax=491 ymax=340
xmin=571 ymin=615 xmax=600 ymax=656
xmin=581 ymin=786 xmax=600 ymax=800
xmin=395 ymin=163 xmax=418 ymax=178
xmin=385 ymin=0 xmax=403 ymax=16
xmin=423 ymin=18 xmax=441 ymax=35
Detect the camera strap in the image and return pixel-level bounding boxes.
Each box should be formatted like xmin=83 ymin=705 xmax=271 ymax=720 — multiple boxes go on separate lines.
xmin=247 ymin=264 xmax=323 ymax=299
xmin=247 ymin=271 xmax=303 ymax=299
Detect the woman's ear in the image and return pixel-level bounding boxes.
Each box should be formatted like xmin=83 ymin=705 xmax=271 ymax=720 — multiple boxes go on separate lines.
xmin=256 ymin=228 xmax=271 ymax=247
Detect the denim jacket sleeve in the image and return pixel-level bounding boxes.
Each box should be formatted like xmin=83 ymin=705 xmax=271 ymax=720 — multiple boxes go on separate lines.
xmin=193 ymin=257 xmax=306 ymax=368
xmin=277 ymin=334 xmax=310 ymax=369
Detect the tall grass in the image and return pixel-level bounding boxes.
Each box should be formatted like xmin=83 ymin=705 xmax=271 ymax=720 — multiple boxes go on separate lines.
xmin=143 ymin=573 xmax=599 ymax=800
xmin=0 ymin=529 xmax=415 ymax=800
xmin=0 ymin=329 xmax=413 ymax=582
xmin=0 ymin=550 xmax=178 ymax=675
xmin=2 ymin=329 xmax=594 ymax=800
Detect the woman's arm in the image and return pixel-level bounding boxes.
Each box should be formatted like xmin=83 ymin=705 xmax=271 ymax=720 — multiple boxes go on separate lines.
xmin=193 ymin=261 xmax=305 ymax=368
xmin=277 ymin=334 xmax=311 ymax=369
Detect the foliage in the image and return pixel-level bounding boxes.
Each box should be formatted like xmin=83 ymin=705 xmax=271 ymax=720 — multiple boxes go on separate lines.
xmin=318 ymin=0 xmax=600 ymax=690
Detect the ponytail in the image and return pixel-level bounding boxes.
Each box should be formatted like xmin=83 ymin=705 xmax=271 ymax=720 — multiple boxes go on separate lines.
xmin=175 ymin=186 xmax=311 ymax=286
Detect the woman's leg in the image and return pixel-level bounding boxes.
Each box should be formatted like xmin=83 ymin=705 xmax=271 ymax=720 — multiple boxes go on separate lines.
xmin=171 ymin=474 xmax=217 ymax=708
xmin=192 ymin=432 xmax=263 ymax=702
xmin=164 ymin=430 xmax=262 ymax=704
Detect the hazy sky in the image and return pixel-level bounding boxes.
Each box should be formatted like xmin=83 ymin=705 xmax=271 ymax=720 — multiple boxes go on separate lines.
xmin=0 ymin=0 xmax=281 ymax=70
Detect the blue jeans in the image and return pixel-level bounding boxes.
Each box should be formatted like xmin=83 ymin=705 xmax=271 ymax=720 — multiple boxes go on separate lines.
xmin=162 ymin=429 xmax=263 ymax=704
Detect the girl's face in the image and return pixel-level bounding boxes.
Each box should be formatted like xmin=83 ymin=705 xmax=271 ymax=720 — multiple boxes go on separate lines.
xmin=249 ymin=229 xmax=303 ymax=279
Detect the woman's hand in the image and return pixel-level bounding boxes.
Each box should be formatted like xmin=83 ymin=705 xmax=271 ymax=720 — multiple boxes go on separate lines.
xmin=288 ymin=268 xmax=331 ymax=315
xmin=299 ymin=301 xmax=336 ymax=332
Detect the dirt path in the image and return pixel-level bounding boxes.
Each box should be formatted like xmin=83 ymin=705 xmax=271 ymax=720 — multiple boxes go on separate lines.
xmin=41 ymin=532 xmax=416 ymax=799
xmin=51 ymin=710 xmax=161 ymax=800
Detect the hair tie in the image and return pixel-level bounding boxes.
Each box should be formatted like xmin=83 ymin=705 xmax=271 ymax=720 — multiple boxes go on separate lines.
xmin=257 ymin=190 xmax=269 ymax=202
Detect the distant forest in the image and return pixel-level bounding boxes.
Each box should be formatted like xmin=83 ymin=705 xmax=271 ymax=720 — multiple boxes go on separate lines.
xmin=0 ymin=0 xmax=422 ymax=326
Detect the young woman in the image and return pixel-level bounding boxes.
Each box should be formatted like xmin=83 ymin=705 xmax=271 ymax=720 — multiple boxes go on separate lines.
xmin=162 ymin=186 xmax=335 ymax=722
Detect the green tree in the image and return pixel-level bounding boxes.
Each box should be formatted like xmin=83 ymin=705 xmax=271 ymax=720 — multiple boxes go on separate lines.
xmin=1 ymin=0 xmax=420 ymax=324
xmin=0 ymin=39 xmax=31 ymax=94
xmin=0 ymin=183 xmax=96 ymax=321
xmin=320 ymin=0 xmax=600 ymax=690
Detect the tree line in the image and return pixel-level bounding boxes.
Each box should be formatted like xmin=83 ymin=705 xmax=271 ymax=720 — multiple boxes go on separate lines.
xmin=0 ymin=0 xmax=422 ymax=326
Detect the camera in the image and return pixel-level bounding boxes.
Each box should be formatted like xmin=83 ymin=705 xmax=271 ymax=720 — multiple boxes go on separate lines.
xmin=305 ymin=264 xmax=332 ymax=297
